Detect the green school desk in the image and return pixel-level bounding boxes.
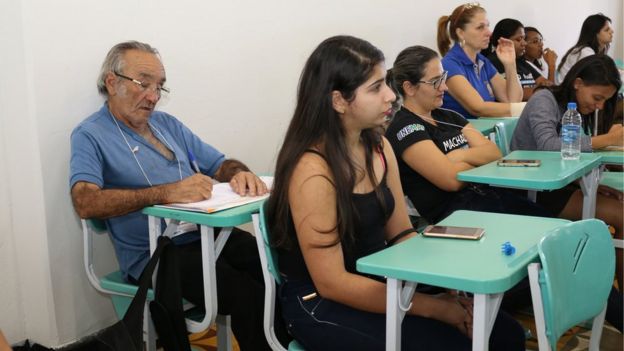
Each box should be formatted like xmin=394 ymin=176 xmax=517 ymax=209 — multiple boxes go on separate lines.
xmin=457 ymin=150 xmax=602 ymax=219
xmin=143 ymin=201 xmax=262 ymax=341
xmin=357 ymin=210 xmax=569 ymax=351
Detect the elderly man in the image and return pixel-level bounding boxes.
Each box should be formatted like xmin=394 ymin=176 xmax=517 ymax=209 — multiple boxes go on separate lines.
xmin=70 ymin=41 xmax=273 ymax=350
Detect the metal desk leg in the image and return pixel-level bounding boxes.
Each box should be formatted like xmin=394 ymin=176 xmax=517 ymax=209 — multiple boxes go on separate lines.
xmin=472 ymin=293 xmax=503 ymax=351
xmin=216 ymin=314 xmax=233 ymax=351
xmin=579 ymin=167 xmax=600 ymax=219
xmin=184 ymin=225 xmax=218 ymax=333
xmin=386 ymin=278 xmax=402 ymax=351
xmin=386 ymin=279 xmax=417 ymax=351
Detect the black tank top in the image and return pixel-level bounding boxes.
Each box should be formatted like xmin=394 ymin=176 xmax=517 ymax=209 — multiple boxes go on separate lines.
xmin=279 ymin=149 xmax=395 ymax=281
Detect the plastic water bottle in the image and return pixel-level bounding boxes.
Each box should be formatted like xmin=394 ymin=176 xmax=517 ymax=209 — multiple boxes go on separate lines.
xmin=561 ymin=102 xmax=582 ymax=160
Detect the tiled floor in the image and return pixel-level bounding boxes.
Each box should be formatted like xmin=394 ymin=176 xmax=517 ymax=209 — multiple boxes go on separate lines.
xmin=187 ymin=328 xmax=239 ymax=351
xmin=185 ymin=317 xmax=622 ymax=351
xmin=514 ymin=308 xmax=623 ymax=351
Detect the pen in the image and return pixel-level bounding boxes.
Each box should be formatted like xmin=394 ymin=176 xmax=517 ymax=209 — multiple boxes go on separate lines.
xmin=188 ymin=150 xmax=201 ymax=174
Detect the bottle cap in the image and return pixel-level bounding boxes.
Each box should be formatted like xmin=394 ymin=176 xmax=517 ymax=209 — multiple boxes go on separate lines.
xmin=501 ymin=241 xmax=516 ymax=256
xmin=567 ymin=102 xmax=577 ymax=109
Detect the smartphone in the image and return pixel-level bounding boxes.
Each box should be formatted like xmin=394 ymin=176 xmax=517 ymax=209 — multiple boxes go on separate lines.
xmin=421 ymin=225 xmax=485 ymax=240
xmin=496 ymin=159 xmax=541 ymax=167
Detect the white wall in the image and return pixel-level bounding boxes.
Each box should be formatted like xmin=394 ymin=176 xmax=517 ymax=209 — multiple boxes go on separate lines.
xmin=0 ymin=0 xmax=621 ymax=346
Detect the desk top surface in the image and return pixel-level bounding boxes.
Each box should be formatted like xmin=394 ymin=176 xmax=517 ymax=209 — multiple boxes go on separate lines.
xmin=457 ymin=150 xmax=601 ymax=190
xmin=593 ymin=149 xmax=624 ymax=165
xmin=357 ymin=210 xmax=569 ymax=294
xmin=143 ymin=201 xmax=262 ymax=227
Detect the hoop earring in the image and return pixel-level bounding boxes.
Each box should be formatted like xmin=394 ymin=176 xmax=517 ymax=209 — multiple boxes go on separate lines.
xmin=460 ymin=39 xmax=466 ymax=48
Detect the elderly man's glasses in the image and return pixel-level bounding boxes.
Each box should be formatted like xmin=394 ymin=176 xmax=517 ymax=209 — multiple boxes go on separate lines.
xmin=114 ymin=71 xmax=170 ymax=97
xmin=418 ymin=71 xmax=448 ymax=90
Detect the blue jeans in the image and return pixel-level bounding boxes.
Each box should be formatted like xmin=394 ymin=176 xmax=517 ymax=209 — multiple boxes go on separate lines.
xmin=279 ymin=279 xmax=525 ymax=351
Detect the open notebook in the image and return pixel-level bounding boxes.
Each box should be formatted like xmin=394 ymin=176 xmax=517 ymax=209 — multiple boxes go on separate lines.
xmin=156 ymin=176 xmax=273 ymax=213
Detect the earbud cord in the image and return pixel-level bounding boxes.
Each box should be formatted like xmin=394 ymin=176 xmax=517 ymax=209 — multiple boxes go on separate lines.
xmin=411 ymin=108 xmax=482 ymax=134
xmin=109 ymin=111 xmax=182 ymax=186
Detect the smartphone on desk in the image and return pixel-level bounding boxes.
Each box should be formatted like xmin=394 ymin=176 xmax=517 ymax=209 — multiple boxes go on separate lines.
xmin=496 ymin=159 xmax=541 ymax=167
xmin=421 ymin=225 xmax=485 ymax=240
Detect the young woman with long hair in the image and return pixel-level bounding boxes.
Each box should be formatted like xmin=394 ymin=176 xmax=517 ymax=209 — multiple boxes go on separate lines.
xmin=556 ymin=13 xmax=614 ymax=84
xmin=266 ymin=35 xmax=525 ymax=350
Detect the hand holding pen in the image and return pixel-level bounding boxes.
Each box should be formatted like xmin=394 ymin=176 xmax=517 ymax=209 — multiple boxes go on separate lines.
xmin=189 ymin=150 xmax=219 ymax=184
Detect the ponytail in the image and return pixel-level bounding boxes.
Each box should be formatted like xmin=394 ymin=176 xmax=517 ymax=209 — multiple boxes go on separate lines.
xmin=437 ymin=15 xmax=452 ymax=56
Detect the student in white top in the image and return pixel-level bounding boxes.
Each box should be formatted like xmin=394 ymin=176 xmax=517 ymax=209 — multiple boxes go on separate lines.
xmin=556 ymin=13 xmax=613 ymax=84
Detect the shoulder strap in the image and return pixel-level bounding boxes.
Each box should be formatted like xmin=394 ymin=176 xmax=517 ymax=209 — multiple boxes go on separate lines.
xmin=304 ymin=148 xmax=326 ymax=159
xmin=377 ymin=145 xmax=388 ymax=179
xmin=122 ymin=236 xmax=173 ymax=349
xmin=150 ymin=241 xmax=192 ymax=350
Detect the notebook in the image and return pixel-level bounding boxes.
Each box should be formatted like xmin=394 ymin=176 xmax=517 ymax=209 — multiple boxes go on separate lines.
xmin=156 ymin=176 xmax=273 ymax=213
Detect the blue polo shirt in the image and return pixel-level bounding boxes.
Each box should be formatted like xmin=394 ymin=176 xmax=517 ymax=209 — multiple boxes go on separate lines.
xmin=441 ymin=43 xmax=498 ymax=119
xmin=70 ymin=103 xmax=225 ymax=280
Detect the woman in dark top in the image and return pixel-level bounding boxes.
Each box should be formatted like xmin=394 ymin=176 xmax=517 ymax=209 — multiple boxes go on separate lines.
xmin=523 ymin=26 xmax=558 ymax=83
xmin=266 ymin=36 xmax=524 ymax=350
xmin=385 ymin=45 xmax=552 ymax=224
xmin=484 ymin=18 xmax=552 ymax=100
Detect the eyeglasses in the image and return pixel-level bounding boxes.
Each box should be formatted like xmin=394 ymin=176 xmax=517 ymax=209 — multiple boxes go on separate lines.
xmin=114 ymin=71 xmax=170 ymax=97
xmin=526 ymin=38 xmax=544 ymax=45
xmin=418 ymin=71 xmax=448 ymax=90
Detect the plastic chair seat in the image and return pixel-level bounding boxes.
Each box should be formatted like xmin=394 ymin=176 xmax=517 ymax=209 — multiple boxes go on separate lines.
xmin=600 ymin=172 xmax=623 ymax=192
xmin=288 ymin=340 xmax=305 ymax=350
xmin=100 ymin=271 xmax=155 ymax=300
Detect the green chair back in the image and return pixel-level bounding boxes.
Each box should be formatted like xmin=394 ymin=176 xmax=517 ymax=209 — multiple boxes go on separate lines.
xmin=255 ymin=201 xmax=306 ymax=351
xmin=537 ymin=219 xmax=615 ymax=348
xmin=494 ymin=117 xmax=519 ymax=156
xmin=258 ymin=201 xmax=283 ymax=285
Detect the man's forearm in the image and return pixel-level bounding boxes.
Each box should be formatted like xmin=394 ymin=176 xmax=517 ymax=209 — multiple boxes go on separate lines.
xmin=72 ymin=183 xmax=169 ymax=219
xmin=213 ymin=159 xmax=250 ymax=182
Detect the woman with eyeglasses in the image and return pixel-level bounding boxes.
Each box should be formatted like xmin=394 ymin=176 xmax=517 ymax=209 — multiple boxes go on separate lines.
xmin=556 ymin=13 xmax=614 ymax=84
xmin=437 ymin=3 xmax=524 ymax=119
xmin=484 ymin=19 xmax=552 ymax=101
xmin=523 ymin=27 xmax=558 ymax=83
xmin=385 ymin=45 xmax=552 ymax=227
xmin=267 ymin=35 xmax=526 ymax=351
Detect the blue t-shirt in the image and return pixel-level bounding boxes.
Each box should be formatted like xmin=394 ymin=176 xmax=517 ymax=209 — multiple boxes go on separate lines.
xmin=442 ymin=43 xmax=498 ymax=119
xmin=70 ymin=104 xmax=225 ymax=280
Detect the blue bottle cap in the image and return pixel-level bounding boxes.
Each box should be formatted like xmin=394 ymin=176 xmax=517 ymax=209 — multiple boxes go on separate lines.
xmin=501 ymin=241 xmax=516 ymax=256
xmin=567 ymin=102 xmax=577 ymax=109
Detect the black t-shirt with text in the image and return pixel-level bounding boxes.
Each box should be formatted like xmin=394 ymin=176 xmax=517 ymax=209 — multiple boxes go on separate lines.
xmin=488 ymin=55 xmax=542 ymax=89
xmin=385 ymin=107 xmax=469 ymax=222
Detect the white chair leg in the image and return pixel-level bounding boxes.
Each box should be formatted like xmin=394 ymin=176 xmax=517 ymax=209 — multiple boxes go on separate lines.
xmin=528 ymin=263 xmax=551 ymax=351
xmin=216 ymin=314 xmax=233 ymax=351
xmin=588 ymin=306 xmax=607 ymax=351
xmin=144 ymin=304 xmax=157 ymax=351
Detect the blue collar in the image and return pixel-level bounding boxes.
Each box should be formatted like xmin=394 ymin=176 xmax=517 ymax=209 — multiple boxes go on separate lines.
xmin=449 ymin=43 xmax=488 ymax=68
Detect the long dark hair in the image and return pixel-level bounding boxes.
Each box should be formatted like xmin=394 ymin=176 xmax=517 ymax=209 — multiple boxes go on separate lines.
xmin=482 ymin=18 xmax=523 ymax=56
xmin=387 ymin=46 xmax=439 ymax=98
xmin=267 ymin=35 xmax=385 ymax=250
xmin=540 ymin=54 xmax=621 ymax=134
xmin=557 ymin=13 xmax=611 ymax=73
